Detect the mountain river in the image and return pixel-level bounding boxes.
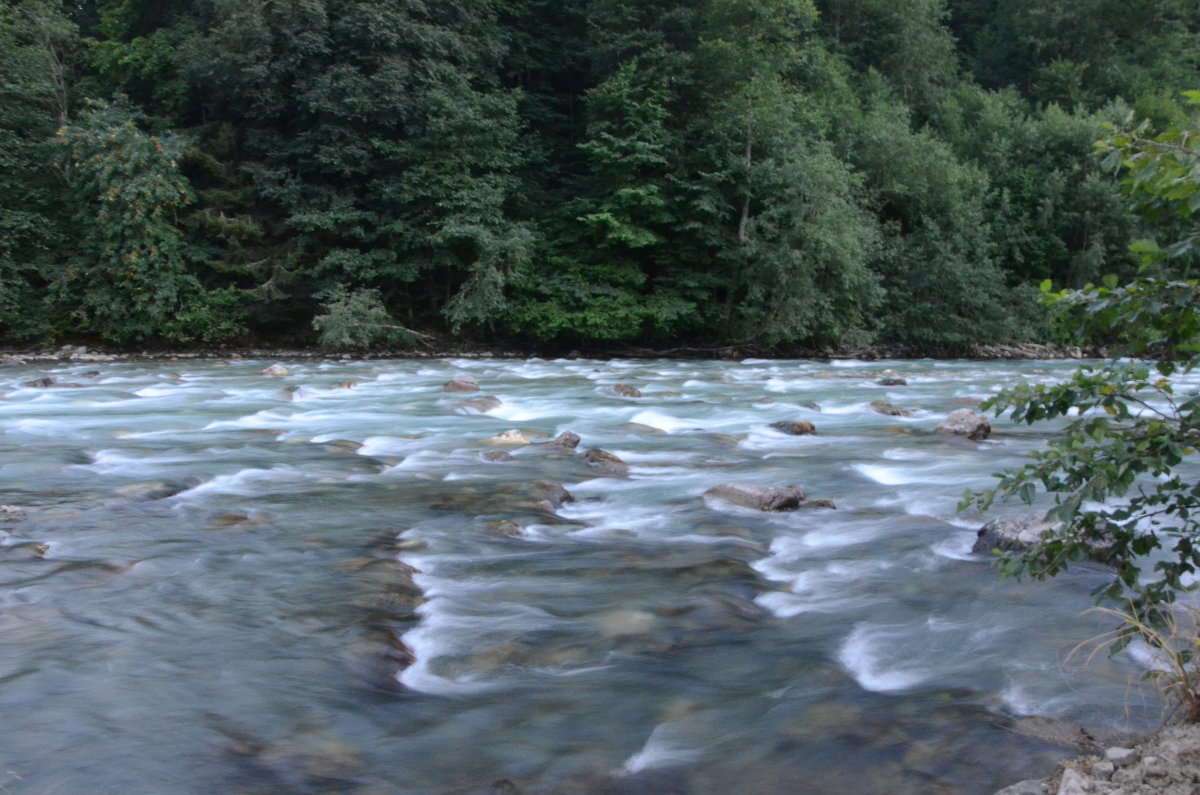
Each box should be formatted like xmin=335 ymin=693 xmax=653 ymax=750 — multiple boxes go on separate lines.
xmin=0 ymin=356 xmax=1183 ymax=793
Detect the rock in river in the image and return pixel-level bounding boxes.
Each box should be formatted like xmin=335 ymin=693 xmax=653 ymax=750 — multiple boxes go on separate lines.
xmin=614 ymin=384 xmax=642 ymax=397
xmin=936 ymin=408 xmax=991 ymax=440
xmin=262 ymin=364 xmax=289 ymax=376
xmin=542 ymin=430 xmax=581 ymax=450
xmin=870 ymin=399 xmax=914 ymax=417
xmin=972 ymin=517 xmax=1060 ymax=555
xmin=583 ymin=448 xmax=629 ymax=476
xmin=770 ymin=420 xmax=816 ymax=435
xmin=442 ymin=374 xmax=480 ymax=393
xmin=705 ymin=484 xmax=805 ymax=512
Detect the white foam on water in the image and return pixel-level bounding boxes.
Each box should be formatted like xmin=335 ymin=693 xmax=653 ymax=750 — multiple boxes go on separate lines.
xmin=622 ymin=723 xmax=701 ymax=774
xmin=488 ymin=401 xmax=560 ymax=422
xmin=202 ymin=410 xmax=293 ymax=431
xmin=881 ymin=447 xmax=932 ymax=461
xmin=358 ymin=436 xmax=425 ymax=457
xmin=852 ymin=463 xmax=973 ymax=487
xmin=627 ymin=410 xmax=700 ymax=434
xmin=74 ymin=449 xmax=193 ymax=476
xmin=931 ymin=531 xmax=978 ymax=560
xmin=838 ymin=623 xmax=931 ymax=693
xmin=173 ymin=466 xmax=315 ymax=499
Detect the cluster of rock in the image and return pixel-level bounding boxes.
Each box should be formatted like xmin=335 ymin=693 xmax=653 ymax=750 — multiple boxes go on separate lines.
xmin=999 ymin=727 xmax=1200 ymax=795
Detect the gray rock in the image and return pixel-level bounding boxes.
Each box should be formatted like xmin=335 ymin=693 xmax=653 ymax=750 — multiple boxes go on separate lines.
xmin=614 ymin=384 xmax=641 ymax=397
xmin=798 ymin=401 xmax=822 ymax=412
xmin=1105 ymin=746 xmax=1139 ymax=767
xmin=770 ymin=420 xmax=816 ymax=435
xmin=705 ymin=484 xmax=805 ymax=512
xmin=543 ymin=430 xmax=581 ymax=450
xmin=442 ymin=374 xmax=480 ymax=393
xmin=870 ymin=399 xmax=914 ymax=417
xmin=1089 ymin=761 xmax=1114 ymax=781
xmin=1055 ymin=768 xmax=1092 ymax=795
xmin=528 ymin=481 xmax=575 ymax=509
xmin=262 ymin=364 xmax=289 ymax=376
xmin=583 ymin=448 xmax=629 ymax=477
xmin=481 ymin=451 xmax=513 ymax=463
xmin=21 ymin=376 xmax=56 ymax=388
xmin=1141 ymin=755 xmax=1169 ymax=779
xmin=800 ymin=498 xmax=836 ymax=509
xmin=936 ymin=408 xmax=992 ymax=440
xmin=973 ymin=517 xmax=1060 ymax=555
xmin=994 ymin=780 xmax=1047 ymax=795
xmin=877 ymin=377 xmax=907 ymax=386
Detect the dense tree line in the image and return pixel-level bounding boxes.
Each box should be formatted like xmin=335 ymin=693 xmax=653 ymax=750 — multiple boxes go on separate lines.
xmin=0 ymin=0 xmax=1196 ymax=350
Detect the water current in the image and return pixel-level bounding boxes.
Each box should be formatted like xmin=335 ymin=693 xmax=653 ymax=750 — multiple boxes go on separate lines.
xmin=0 ymin=357 xmax=1182 ymax=793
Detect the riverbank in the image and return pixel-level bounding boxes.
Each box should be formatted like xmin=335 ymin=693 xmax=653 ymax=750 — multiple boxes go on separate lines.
xmin=1 ymin=340 xmax=1094 ymax=365
xmin=999 ymin=719 xmax=1200 ymax=794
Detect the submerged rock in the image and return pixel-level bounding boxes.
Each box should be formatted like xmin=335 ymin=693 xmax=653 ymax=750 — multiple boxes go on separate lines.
xmin=770 ymin=420 xmax=816 ymax=435
xmin=614 ymin=383 xmax=642 ymax=397
xmin=0 ymin=505 xmax=28 ymax=523
xmin=800 ymin=498 xmax=837 ymax=509
xmin=262 ymin=364 xmax=289 ymax=376
xmin=481 ymin=450 xmax=513 ymax=462
xmin=442 ymin=374 xmax=480 ymax=393
xmin=870 ymin=399 xmax=914 ymax=417
xmin=583 ymin=448 xmax=629 ymax=477
xmin=877 ymin=377 xmax=907 ymax=386
xmin=459 ymin=395 xmax=501 ymax=413
xmin=936 ymin=408 xmax=992 ymax=440
xmin=705 ymin=484 xmax=805 ymax=512
xmin=21 ymin=376 xmax=82 ymax=388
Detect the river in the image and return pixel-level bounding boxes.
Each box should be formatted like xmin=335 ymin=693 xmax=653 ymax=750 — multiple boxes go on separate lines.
xmin=0 ymin=356 xmax=1174 ymax=793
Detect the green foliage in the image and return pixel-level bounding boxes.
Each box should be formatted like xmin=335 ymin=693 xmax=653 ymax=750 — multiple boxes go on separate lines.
xmin=1 ymin=0 xmax=1195 ymax=349
xmin=53 ymin=98 xmax=236 ymax=343
xmin=312 ymin=284 xmax=415 ymax=350
xmin=0 ymin=0 xmax=78 ymax=342
xmin=967 ymin=97 xmax=1200 ymax=622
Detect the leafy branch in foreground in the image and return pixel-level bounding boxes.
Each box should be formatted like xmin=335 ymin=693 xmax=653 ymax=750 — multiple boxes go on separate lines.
xmin=965 ymin=94 xmax=1200 ymax=625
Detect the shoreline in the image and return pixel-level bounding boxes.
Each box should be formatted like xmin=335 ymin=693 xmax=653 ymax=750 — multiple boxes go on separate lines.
xmin=1 ymin=340 xmax=1096 ymax=365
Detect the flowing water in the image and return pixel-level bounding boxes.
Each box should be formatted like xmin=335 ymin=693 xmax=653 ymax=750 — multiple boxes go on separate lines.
xmin=0 ymin=357 xmax=1180 ymax=793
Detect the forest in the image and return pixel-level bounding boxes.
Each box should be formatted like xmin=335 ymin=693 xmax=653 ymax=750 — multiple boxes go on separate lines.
xmin=1 ymin=0 xmax=1197 ymax=351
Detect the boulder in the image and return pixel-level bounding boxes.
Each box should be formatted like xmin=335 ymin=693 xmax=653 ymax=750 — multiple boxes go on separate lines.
xmin=798 ymin=401 xmax=822 ymax=412
xmin=481 ymin=451 xmax=513 ymax=463
xmin=614 ymin=384 xmax=642 ymax=397
xmin=542 ymin=430 xmax=581 ymax=450
xmin=876 ymin=377 xmax=907 ymax=386
xmin=528 ymin=481 xmax=575 ymax=509
xmin=800 ymin=498 xmax=837 ymax=509
xmin=583 ymin=448 xmax=629 ymax=477
xmin=21 ymin=376 xmax=55 ymax=388
xmin=704 ymin=484 xmax=805 ymax=512
xmin=770 ymin=420 xmax=816 ymax=436
xmin=262 ymin=364 xmax=289 ymax=376
xmin=936 ymin=408 xmax=991 ymax=440
xmin=870 ymin=399 xmax=914 ymax=417
xmin=972 ymin=517 xmax=1059 ymax=555
xmin=485 ymin=429 xmax=529 ymax=446
xmin=442 ymin=374 xmax=480 ymax=393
